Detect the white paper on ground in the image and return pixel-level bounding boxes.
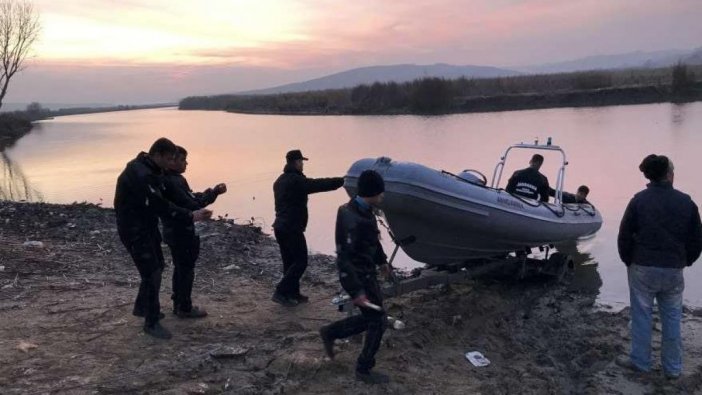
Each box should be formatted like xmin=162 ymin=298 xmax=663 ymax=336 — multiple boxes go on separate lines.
xmin=465 ymin=351 xmax=490 ymax=367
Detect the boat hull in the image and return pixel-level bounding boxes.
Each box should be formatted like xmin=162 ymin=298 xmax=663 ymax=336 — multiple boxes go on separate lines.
xmin=345 ymin=157 xmax=603 ymax=266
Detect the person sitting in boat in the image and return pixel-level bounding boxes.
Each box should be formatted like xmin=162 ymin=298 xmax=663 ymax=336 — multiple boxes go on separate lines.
xmin=551 ymin=185 xmax=590 ymax=204
xmin=505 ymin=154 xmax=550 ymax=202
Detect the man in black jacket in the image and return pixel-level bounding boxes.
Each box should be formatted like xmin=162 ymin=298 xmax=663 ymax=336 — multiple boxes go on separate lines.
xmin=162 ymin=146 xmax=226 ymax=318
xmin=114 ymin=138 xmax=211 ymax=339
xmin=319 ymin=170 xmax=392 ymax=384
xmin=617 ymin=154 xmax=702 ymax=379
xmin=272 ymin=149 xmax=344 ymax=306
xmin=505 ymin=154 xmax=550 ymax=202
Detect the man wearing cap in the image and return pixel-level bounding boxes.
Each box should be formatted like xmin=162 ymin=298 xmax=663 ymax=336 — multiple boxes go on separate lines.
xmin=505 ymin=154 xmax=550 ymax=202
xmin=271 ymin=149 xmax=345 ymax=306
xmin=319 ymin=169 xmax=392 ymax=384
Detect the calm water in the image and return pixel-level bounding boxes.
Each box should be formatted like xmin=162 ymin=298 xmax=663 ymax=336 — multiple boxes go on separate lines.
xmin=3 ymin=103 xmax=702 ymax=307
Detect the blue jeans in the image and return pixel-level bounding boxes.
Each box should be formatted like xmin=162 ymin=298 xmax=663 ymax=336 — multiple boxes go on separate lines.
xmin=627 ymin=264 xmax=684 ymax=375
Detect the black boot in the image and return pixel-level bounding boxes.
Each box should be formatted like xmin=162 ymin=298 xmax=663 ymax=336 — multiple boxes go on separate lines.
xmin=176 ymin=305 xmax=208 ymax=319
xmin=355 ymin=370 xmax=390 ymax=384
xmin=143 ymin=322 xmax=172 ymax=340
xmin=272 ymin=292 xmax=298 ymax=307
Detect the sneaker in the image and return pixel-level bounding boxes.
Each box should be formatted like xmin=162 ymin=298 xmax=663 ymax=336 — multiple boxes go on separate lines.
xmin=294 ymin=294 xmax=310 ymax=304
xmin=272 ymin=292 xmax=298 ymax=307
xmin=176 ymin=306 xmax=208 ymax=319
xmin=132 ymin=309 xmax=165 ymax=320
xmin=319 ymin=326 xmax=335 ymax=359
xmin=664 ymin=371 xmax=681 ymax=380
xmin=143 ymin=322 xmax=172 ymax=340
xmin=355 ymin=370 xmax=390 ymax=384
xmin=615 ymin=355 xmax=646 ymax=372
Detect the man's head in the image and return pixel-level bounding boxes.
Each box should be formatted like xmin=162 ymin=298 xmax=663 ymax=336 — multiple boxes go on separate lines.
xmin=529 ymin=154 xmax=544 ymax=170
xmin=357 ymin=170 xmax=385 ymax=206
xmin=286 ymin=149 xmax=308 ymax=172
xmin=639 ymin=154 xmax=674 ymax=183
xmin=148 ymin=137 xmax=178 ymax=170
xmin=171 ymin=146 xmax=188 ymax=174
xmin=575 ymin=185 xmax=590 ymax=202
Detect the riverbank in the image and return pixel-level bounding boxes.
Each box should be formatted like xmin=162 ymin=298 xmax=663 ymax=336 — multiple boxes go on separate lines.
xmin=0 ymin=114 xmax=32 ymax=150
xmin=2 ymin=201 xmax=702 ymax=394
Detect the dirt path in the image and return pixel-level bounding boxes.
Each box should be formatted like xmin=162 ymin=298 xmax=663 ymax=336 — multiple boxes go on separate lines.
xmin=2 ymin=201 xmax=702 ymax=394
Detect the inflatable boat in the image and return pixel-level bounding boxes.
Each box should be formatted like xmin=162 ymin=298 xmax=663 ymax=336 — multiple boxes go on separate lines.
xmin=344 ymin=142 xmax=603 ymax=266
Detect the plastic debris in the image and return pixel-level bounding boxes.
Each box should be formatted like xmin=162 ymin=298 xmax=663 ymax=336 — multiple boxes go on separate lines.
xmin=209 ymin=345 xmax=249 ymax=359
xmin=0 ymin=265 xmax=4 ymax=271
xmin=17 ymin=341 xmax=39 ymax=353
xmin=222 ymin=264 xmax=240 ymax=271
xmin=387 ymin=316 xmax=406 ymax=330
xmin=22 ymin=241 xmax=44 ymax=248
xmin=465 ymin=351 xmax=490 ymax=367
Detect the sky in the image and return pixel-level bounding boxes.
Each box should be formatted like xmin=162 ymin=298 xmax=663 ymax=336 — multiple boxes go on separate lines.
xmin=5 ymin=0 xmax=702 ymax=105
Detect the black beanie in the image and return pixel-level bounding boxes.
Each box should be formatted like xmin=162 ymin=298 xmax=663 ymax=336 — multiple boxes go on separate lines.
xmin=639 ymin=154 xmax=670 ymax=181
xmin=358 ymin=170 xmax=385 ymax=197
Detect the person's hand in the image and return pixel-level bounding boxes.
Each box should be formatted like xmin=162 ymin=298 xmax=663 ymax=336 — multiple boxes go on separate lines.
xmin=352 ymin=294 xmax=370 ymax=307
xmin=192 ymin=209 xmax=213 ymax=222
xmin=214 ymin=183 xmax=227 ymax=195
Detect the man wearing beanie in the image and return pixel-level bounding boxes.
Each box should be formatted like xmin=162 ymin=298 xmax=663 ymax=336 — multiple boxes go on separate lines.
xmin=272 ymin=149 xmax=344 ymax=306
xmin=320 ymin=169 xmax=393 ymax=384
xmin=617 ymin=154 xmax=702 ymax=379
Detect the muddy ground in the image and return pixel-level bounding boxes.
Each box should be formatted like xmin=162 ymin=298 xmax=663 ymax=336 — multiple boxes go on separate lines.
xmin=2 ymin=201 xmax=702 ymax=394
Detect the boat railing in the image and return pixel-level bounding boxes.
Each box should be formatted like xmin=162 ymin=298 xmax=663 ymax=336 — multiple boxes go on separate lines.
xmin=490 ymin=139 xmax=568 ymax=206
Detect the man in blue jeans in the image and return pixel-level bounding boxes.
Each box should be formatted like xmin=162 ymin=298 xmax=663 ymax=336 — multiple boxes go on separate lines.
xmin=617 ymin=154 xmax=702 ymax=379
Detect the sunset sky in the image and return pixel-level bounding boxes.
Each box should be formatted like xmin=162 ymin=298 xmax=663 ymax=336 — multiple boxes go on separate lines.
xmin=6 ymin=0 xmax=702 ymax=105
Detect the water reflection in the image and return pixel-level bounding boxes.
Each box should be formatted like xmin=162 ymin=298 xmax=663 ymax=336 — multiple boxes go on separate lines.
xmin=0 ymin=150 xmax=42 ymax=201
xmin=557 ymin=240 xmax=603 ymax=296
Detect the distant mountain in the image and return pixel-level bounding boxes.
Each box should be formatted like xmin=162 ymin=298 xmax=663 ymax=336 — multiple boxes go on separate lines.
xmin=241 ymin=63 xmax=519 ymax=95
xmin=518 ymin=47 xmax=702 ymax=74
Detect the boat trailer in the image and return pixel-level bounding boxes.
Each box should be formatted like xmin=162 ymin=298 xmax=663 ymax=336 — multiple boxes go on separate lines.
xmin=332 ymin=234 xmax=574 ymax=314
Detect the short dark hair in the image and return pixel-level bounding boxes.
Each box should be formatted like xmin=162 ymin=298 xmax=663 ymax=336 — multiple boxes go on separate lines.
xmin=577 ymin=185 xmax=590 ymax=195
xmin=530 ymin=154 xmax=544 ymax=165
xmin=176 ymin=145 xmax=188 ymax=157
xmin=639 ymin=154 xmax=670 ymax=182
xmin=148 ymin=137 xmax=177 ymax=156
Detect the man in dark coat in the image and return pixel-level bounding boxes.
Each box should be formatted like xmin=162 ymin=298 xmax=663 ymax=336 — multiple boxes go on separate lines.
xmin=505 ymin=154 xmax=550 ymax=202
xmin=319 ymin=169 xmax=392 ymax=384
xmin=271 ymin=149 xmax=344 ymax=306
xmin=162 ymin=146 xmax=226 ymax=318
xmin=114 ymin=138 xmax=211 ymax=339
xmin=617 ymin=154 xmax=702 ymax=379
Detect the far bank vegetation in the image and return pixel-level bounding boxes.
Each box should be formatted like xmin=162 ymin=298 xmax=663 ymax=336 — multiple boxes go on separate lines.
xmin=180 ymin=64 xmax=702 ymax=115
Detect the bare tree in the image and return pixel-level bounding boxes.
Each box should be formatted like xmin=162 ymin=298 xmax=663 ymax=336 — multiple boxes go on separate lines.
xmin=0 ymin=0 xmax=39 ymax=110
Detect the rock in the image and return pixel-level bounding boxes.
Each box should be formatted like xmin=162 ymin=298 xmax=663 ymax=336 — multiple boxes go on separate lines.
xmin=209 ymin=345 xmax=249 ymax=359
xmin=223 ymin=264 xmax=241 ymax=271
xmin=22 ymin=241 xmax=44 ymax=248
xmin=0 ymin=265 xmax=4 ymax=271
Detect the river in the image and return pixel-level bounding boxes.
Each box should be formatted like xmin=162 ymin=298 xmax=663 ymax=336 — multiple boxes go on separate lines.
xmin=3 ymin=102 xmax=702 ymax=307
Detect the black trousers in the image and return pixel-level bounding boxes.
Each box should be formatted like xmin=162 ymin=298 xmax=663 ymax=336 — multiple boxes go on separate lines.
xmin=126 ymin=235 xmax=165 ymax=326
xmin=324 ymin=274 xmax=386 ymax=373
xmin=168 ymin=236 xmax=200 ymax=312
xmin=274 ymin=228 xmax=308 ymax=297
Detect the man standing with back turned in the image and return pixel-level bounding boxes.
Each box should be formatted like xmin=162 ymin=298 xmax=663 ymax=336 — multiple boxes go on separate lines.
xmin=272 ymin=149 xmax=344 ymax=307
xmin=505 ymin=154 xmax=550 ymax=202
xmin=617 ymin=154 xmax=702 ymax=379
xmin=115 ymin=138 xmax=211 ymax=339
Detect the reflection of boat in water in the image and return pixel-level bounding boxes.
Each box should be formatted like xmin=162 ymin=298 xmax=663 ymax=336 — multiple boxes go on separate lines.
xmin=344 ymin=142 xmax=603 ymax=266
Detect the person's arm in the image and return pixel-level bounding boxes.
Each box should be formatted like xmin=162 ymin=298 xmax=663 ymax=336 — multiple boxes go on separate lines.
xmin=164 ymin=176 xmax=204 ymax=211
xmin=617 ymin=199 xmax=637 ymax=266
xmin=335 ymin=207 xmax=364 ymax=298
xmin=305 ymin=177 xmax=344 ymax=194
xmin=539 ymin=177 xmax=550 ymax=202
xmin=144 ymin=173 xmax=194 ymax=223
xmin=686 ymin=202 xmax=702 ymax=266
xmin=505 ymin=173 xmax=517 ymax=193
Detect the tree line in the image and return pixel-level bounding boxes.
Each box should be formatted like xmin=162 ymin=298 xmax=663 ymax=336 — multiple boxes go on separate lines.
xmin=180 ymin=64 xmax=702 ymax=115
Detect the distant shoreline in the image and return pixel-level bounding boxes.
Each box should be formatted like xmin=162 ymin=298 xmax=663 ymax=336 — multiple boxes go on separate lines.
xmin=179 ymin=64 xmax=702 ymax=116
